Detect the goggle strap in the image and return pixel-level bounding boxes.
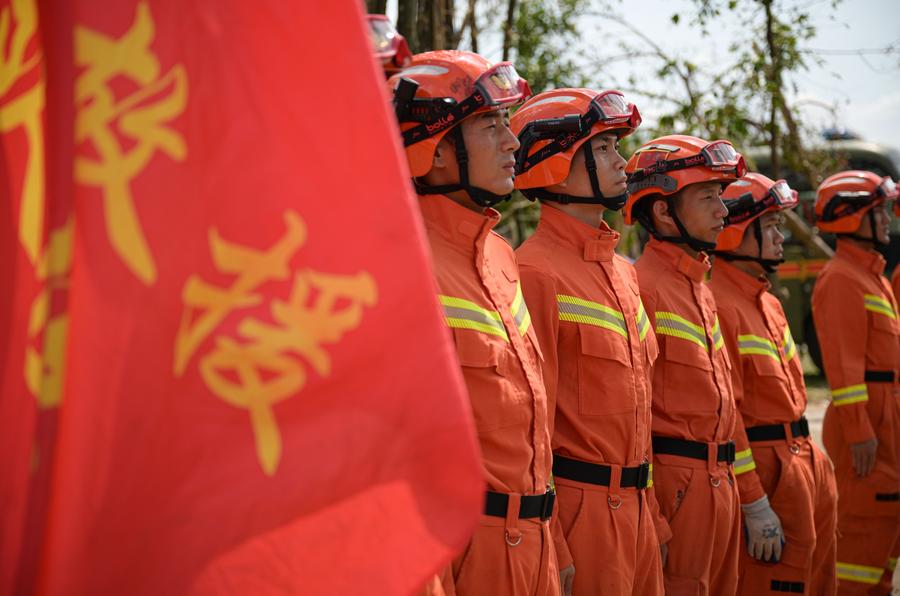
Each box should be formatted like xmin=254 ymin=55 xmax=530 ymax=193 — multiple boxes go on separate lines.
xmin=518 ymin=108 xmax=601 ymax=173
xmin=401 ymin=90 xmax=487 ymax=147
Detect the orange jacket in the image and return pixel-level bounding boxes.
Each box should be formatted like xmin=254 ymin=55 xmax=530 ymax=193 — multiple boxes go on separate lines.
xmin=419 ymin=194 xmax=552 ymax=496
xmin=710 ymin=259 xmax=807 ymax=504
xmin=516 ymin=206 xmax=669 ymax=545
xmin=812 ymin=239 xmax=900 ymax=445
xmin=635 ymin=239 xmax=736 ymax=444
xmin=893 ymin=265 xmax=900 ymax=303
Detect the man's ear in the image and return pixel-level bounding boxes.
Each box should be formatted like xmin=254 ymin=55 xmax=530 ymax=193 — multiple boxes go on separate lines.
xmin=651 ymin=197 xmax=674 ymax=227
xmin=432 ymin=138 xmax=450 ymax=170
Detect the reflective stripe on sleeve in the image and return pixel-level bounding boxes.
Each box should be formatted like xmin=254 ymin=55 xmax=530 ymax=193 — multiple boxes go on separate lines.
xmin=836 ymin=562 xmax=883 ymax=585
xmin=831 ymin=384 xmax=868 ymax=406
xmin=733 ymin=448 xmax=757 ymax=475
xmin=864 ymin=294 xmax=897 ymax=320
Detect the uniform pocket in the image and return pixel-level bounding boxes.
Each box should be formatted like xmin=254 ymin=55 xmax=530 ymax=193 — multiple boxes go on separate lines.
xmin=453 ymin=329 xmax=529 ymax=431
xmin=577 ymin=325 xmax=632 ymax=415
xmin=662 ymin=337 xmax=717 ymax=413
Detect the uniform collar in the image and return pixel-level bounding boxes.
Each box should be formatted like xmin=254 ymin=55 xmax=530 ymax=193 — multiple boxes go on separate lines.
xmin=418 ymin=193 xmax=500 ymax=250
xmin=714 ymin=258 xmax=770 ymax=299
xmin=538 ymin=203 xmax=620 ymax=262
xmin=645 ymin=237 xmax=710 ymax=282
xmin=836 ymin=238 xmax=886 ymax=276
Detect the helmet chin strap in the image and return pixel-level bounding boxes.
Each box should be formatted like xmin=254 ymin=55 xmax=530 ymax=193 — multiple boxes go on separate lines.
xmin=414 ymin=126 xmax=512 ymax=209
xmin=839 ymin=208 xmax=888 ymax=249
xmin=714 ymin=219 xmax=783 ymax=273
xmin=522 ymin=141 xmax=627 ymax=210
xmin=649 ymin=196 xmax=717 ymax=253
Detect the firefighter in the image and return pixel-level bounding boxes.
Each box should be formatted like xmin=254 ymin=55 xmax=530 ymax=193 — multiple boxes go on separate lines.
xmin=510 ymin=88 xmax=665 ymax=595
xmin=893 ymin=200 xmax=900 ymax=300
xmin=389 ymin=51 xmax=559 ymax=595
xmin=366 ymin=14 xmax=411 ymax=77
xmin=711 ymin=172 xmax=838 ymax=594
xmin=622 ymin=134 xmax=743 ymax=595
xmin=812 ymin=170 xmax=900 ymax=594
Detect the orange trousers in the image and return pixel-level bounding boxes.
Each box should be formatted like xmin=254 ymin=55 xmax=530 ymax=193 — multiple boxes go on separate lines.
xmin=653 ymin=455 xmax=741 ymax=595
xmin=435 ymin=515 xmax=560 ymax=596
xmin=737 ymin=439 xmax=838 ymax=595
xmin=554 ymin=477 xmax=663 ymax=595
xmin=823 ymin=401 xmax=900 ymax=595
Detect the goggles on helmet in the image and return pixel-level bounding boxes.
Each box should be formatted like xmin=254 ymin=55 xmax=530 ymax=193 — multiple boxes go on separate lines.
xmin=395 ymin=62 xmax=532 ymax=147
xmin=368 ymin=15 xmax=401 ymax=58
xmin=515 ymin=91 xmax=641 ymax=174
xmin=628 ymin=139 xmax=747 ymax=185
xmin=724 ymin=180 xmax=798 ymax=226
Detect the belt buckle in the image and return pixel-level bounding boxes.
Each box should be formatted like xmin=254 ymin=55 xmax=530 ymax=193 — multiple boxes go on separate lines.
xmin=540 ymin=488 xmax=556 ymax=521
xmin=637 ymin=462 xmax=651 ymax=489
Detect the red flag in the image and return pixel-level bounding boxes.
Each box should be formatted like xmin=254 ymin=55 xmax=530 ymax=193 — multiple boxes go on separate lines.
xmin=1 ymin=1 xmax=75 ymax=592
xmin=16 ymin=1 xmax=483 ymax=594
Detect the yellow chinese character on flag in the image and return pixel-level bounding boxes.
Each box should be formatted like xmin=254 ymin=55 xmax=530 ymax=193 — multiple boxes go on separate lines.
xmin=75 ymin=0 xmax=188 ymax=285
xmin=176 ymin=211 xmax=377 ymax=475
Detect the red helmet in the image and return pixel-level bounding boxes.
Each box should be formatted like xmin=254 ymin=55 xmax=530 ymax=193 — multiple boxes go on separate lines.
xmin=716 ymin=173 xmax=798 ymax=252
xmin=623 ymin=135 xmax=746 ymax=225
xmin=367 ymin=15 xmax=411 ymax=77
xmin=815 ymin=170 xmax=898 ymax=234
xmin=389 ymin=50 xmax=531 ymax=177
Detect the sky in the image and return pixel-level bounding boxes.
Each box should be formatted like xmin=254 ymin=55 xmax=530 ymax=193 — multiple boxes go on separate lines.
xmin=383 ymin=0 xmax=900 ymax=150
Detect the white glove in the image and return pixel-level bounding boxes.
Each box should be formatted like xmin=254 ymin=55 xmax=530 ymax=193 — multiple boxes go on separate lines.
xmin=742 ymin=495 xmax=784 ymax=562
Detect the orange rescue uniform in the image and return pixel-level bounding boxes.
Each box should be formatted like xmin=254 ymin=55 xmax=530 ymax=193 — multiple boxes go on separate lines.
xmin=516 ymin=205 xmax=665 ymax=595
xmin=635 ymin=238 xmax=741 ymax=596
xmin=419 ymin=194 xmax=559 ymax=596
xmin=812 ymin=239 xmax=900 ymax=594
xmin=892 ymin=265 xmax=899 ymax=303
xmin=712 ymin=259 xmax=838 ymax=595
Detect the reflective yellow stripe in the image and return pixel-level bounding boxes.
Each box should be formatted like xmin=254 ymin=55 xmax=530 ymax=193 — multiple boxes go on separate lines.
xmin=737 ymin=334 xmax=781 ymax=362
xmin=864 ymin=294 xmax=897 ymax=319
xmin=510 ymin=282 xmax=531 ymax=336
xmin=711 ymin=316 xmax=724 ymax=350
xmin=557 ymin=294 xmax=628 ymax=339
xmin=831 ymin=383 xmax=868 ymax=406
xmin=647 ymin=463 xmax=653 ymax=488
xmin=836 ymin=561 xmax=883 ymax=585
xmin=636 ymin=301 xmax=651 ymax=342
xmin=782 ymin=326 xmax=797 ymax=361
xmin=440 ymin=295 xmax=509 ymax=341
xmin=733 ymin=448 xmax=757 ymax=475
xmin=655 ymin=311 xmax=707 ymax=350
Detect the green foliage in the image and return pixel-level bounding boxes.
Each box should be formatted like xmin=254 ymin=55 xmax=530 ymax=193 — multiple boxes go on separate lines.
xmin=510 ymin=0 xmax=589 ymax=92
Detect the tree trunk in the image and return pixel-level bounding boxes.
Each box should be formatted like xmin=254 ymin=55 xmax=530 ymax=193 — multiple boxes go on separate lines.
xmin=398 ymin=0 xmax=419 ymax=52
xmin=468 ymin=0 xmax=479 ymax=52
xmin=365 ymin=0 xmax=387 ymax=14
xmin=502 ymin=0 xmax=517 ymax=61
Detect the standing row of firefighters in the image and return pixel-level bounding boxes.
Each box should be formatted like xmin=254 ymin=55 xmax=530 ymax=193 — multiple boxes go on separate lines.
xmin=369 ymin=16 xmax=900 ymax=596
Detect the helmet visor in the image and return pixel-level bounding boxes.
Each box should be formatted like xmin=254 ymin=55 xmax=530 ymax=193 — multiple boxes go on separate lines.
xmin=367 ymin=15 xmax=399 ymax=58
xmin=476 ymin=62 xmax=532 ymax=107
xmin=770 ymin=180 xmax=799 ymax=208
xmin=879 ymin=176 xmax=898 ymax=199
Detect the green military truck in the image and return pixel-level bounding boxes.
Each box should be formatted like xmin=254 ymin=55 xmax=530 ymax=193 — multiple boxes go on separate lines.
xmin=743 ymin=130 xmax=900 ymax=371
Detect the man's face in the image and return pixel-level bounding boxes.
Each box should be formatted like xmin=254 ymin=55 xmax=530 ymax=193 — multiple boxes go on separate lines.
xmin=735 ymin=211 xmax=785 ymax=261
xmin=858 ymin=202 xmax=891 ymax=245
xmin=674 ymin=181 xmax=730 ymax=244
xmin=564 ymin=133 xmax=628 ymax=198
xmin=444 ymin=108 xmax=520 ymax=196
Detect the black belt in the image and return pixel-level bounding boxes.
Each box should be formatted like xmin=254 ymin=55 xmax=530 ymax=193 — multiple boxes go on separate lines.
xmin=652 ymin=436 xmax=736 ymax=464
xmin=552 ymin=455 xmax=651 ymax=489
xmin=484 ymin=490 xmax=555 ymax=521
xmin=746 ymin=417 xmax=810 ymax=442
xmin=865 ymin=370 xmax=898 ymax=383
